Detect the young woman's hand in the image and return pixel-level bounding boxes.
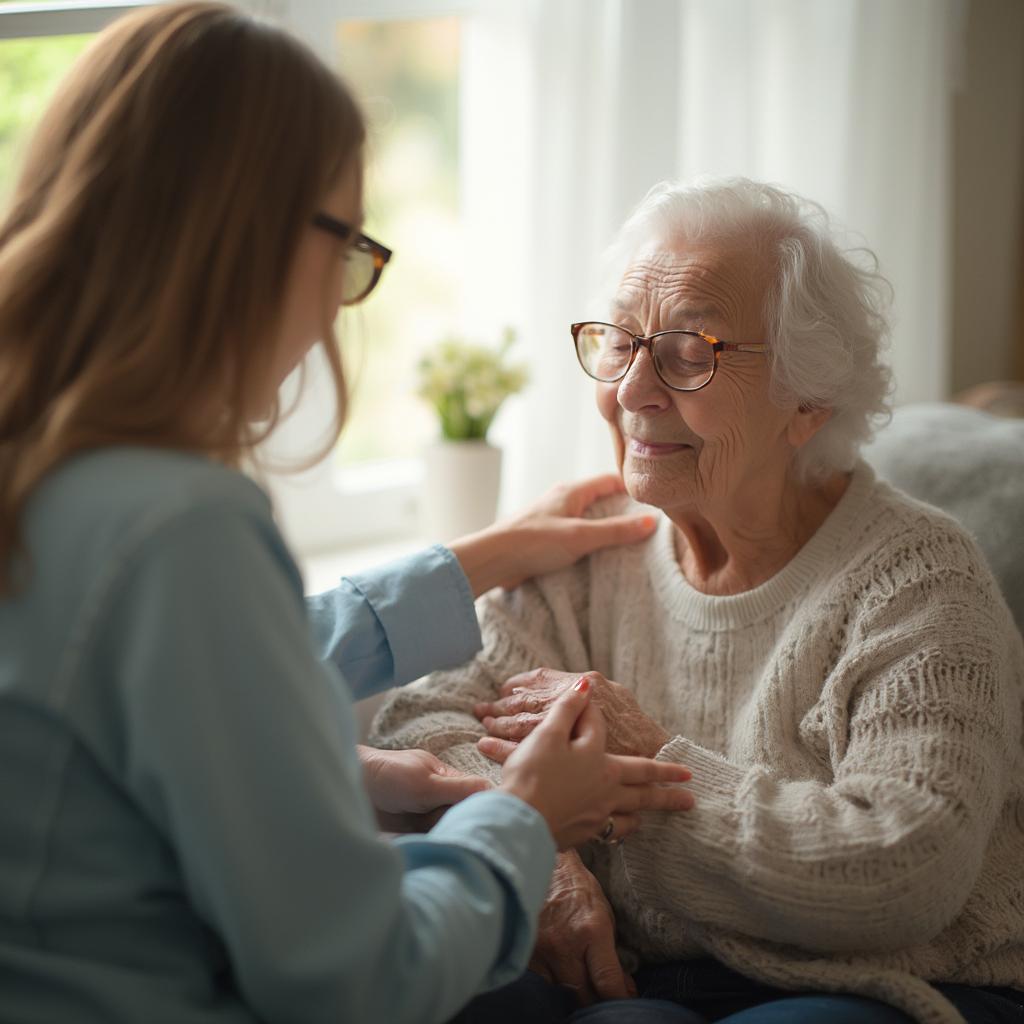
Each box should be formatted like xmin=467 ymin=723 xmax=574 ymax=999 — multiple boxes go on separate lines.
xmin=476 ymin=668 xmax=671 ymax=758
xmin=448 ymin=473 xmax=656 ymax=597
xmin=497 ymin=679 xmax=693 ymax=850
xmin=358 ymin=746 xmax=491 ymax=831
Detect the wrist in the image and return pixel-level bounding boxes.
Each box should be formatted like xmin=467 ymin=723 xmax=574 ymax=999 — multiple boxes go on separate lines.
xmin=645 ymin=725 xmax=671 ymax=758
xmin=449 ymin=524 xmax=514 ymax=597
xmin=554 ymin=848 xmax=584 ymax=876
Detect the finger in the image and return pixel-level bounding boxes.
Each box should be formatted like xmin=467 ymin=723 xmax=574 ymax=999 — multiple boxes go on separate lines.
xmin=566 ymin=472 xmax=627 ymax=511
xmin=611 ymin=784 xmax=696 ymax=814
xmin=584 ymin=934 xmax=633 ymax=1002
xmin=611 ymin=756 xmax=692 ymax=785
xmin=475 ymin=691 xmax=547 ymax=719
xmin=429 ymin=772 xmax=493 ymax=803
xmin=481 ymin=712 xmax=544 ymax=741
xmin=551 ymin=966 xmax=595 ymax=1008
xmin=500 ymin=667 xmax=563 ymax=697
xmin=605 ymin=811 xmax=640 ymax=839
xmin=477 ymin=735 xmax=518 ymax=763
xmin=543 ymin=953 xmax=592 ymax=1007
xmin=534 ymin=680 xmax=592 ymax=742
xmin=572 ymin=514 xmax=658 ymax=555
xmin=569 ymin=693 xmax=607 ymax=750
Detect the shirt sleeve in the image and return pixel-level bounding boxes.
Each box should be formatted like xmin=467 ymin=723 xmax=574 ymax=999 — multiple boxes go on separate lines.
xmin=369 ymin=565 xmax=595 ymax=782
xmin=306 ymin=545 xmax=482 ymax=701
xmin=99 ymin=504 xmax=554 ymax=1024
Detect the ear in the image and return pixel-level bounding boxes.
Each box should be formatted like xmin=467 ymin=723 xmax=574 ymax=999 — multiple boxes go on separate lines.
xmin=786 ymin=404 xmax=832 ymax=449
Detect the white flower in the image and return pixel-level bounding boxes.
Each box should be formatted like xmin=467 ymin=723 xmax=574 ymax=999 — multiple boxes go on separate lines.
xmin=416 ymin=328 xmax=529 ymax=440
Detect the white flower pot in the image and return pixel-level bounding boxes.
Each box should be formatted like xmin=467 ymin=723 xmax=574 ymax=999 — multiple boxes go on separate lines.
xmin=421 ymin=440 xmax=503 ymax=542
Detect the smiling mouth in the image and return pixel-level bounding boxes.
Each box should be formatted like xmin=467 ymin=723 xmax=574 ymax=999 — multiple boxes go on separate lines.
xmin=627 ymin=439 xmax=692 ymax=457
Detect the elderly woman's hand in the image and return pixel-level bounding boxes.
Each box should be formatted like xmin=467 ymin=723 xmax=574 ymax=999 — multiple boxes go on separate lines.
xmin=475 ymin=668 xmax=670 ymax=759
xmin=529 ymin=850 xmax=636 ymax=1006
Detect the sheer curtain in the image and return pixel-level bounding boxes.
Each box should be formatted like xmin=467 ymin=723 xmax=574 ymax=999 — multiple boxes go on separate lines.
xmin=463 ymin=0 xmax=965 ymax=511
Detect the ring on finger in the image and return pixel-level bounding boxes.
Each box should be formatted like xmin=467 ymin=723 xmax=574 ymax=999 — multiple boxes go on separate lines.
xmin=597 ymin=815 xmax=625 ymax=847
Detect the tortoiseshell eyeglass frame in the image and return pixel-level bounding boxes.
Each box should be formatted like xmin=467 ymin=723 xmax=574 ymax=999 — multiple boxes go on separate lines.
xmin=570 ymin=321 xmax=768 ymax=392
xmin=312 ymin=212 xmax=393 ymax=305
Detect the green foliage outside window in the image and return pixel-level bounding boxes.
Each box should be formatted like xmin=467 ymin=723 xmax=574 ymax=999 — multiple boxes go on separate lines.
xmin=0 ymin=35 xmax=92 ymax=205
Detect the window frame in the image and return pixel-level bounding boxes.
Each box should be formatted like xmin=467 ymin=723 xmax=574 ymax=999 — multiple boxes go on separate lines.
xmin=0 ymin=0 xmax=494 ymax=558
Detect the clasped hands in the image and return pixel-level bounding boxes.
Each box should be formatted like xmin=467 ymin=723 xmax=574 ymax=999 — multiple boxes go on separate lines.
xmin=474 ymin=668 xmax=682 ymax=1006
xmin=365 ymin=671 xmax=689 ymax=1004
xmin=475 ymin=667 xmax=671 ymax=761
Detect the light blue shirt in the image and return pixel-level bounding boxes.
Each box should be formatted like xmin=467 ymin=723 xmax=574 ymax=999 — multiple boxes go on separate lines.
xmin=0 ymin=448 xmax=555 ymax=1024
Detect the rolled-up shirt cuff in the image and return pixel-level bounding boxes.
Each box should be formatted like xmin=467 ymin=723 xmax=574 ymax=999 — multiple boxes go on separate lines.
xmin=346 ymin=544 xmax=482 ymax=688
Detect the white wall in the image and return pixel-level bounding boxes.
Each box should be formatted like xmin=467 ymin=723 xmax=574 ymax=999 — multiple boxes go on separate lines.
xmin=951 ymin=0 xmax=1024 ymax=392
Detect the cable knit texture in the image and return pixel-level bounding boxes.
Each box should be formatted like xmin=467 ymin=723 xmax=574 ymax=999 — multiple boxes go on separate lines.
xmin=370 ymin=461 xmax=1024 ymax=1024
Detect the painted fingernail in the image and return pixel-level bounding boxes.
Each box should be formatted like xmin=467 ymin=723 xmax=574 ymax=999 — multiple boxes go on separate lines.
xmin=573 ymin=676 xmax=590 ymax=693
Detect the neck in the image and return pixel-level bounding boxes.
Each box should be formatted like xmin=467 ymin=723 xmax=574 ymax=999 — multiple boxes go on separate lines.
xmin=667 ymin=469 xmax=850 ymax=595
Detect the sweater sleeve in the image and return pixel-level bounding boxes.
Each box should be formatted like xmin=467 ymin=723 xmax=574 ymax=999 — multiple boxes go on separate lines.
xmin=620 ymin=539 xmax=1024 ymax=955
xmin=368 ymin=565 xmax=593 ymax=784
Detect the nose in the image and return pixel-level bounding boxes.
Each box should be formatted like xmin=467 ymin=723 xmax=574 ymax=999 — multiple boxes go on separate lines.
xmin=616 ymin=344 xmax=671 ymax=414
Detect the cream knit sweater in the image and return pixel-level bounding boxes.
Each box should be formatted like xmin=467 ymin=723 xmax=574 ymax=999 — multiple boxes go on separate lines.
xmin=370 ymin=462 xmax=1024 ymax=1024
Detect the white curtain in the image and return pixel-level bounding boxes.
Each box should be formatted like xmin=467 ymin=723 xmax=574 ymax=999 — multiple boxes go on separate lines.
xmin=463 ymin=0 xmax=965 ymax=512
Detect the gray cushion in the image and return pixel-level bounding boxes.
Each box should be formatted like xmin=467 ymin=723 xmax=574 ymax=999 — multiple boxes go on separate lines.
xmin=863 ymin=402 xmax=1024 ymax=636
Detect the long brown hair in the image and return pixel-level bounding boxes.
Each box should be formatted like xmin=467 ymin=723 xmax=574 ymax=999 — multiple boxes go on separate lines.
xmin=0 ymin=2 xmax=364 ymax=592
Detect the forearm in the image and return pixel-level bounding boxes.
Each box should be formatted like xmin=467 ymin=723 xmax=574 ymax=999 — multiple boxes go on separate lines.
xmin=448 ymin=527 xmax=517 ymax=598
xmin=622 ymin=734 xmax=999 ymax=952
xmin=307 ymin=545 xmax=481 ymax=699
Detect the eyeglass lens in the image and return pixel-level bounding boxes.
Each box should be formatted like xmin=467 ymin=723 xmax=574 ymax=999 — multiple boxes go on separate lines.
xmin=576 ymin=323 xmax=714 ymax=389
xmin=342 ymin=243 xmax=378 ymax=305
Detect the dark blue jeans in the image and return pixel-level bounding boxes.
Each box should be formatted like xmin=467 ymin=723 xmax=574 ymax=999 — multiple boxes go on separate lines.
xmin=450 ymin=959 xmax=1024 ymax=1024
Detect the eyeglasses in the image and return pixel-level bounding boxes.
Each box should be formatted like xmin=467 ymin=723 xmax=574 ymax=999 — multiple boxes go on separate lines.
xmin=311 ymin=212 xmax=393 ymax=305
xmin=571 ymin=321 xmax=768 ymax=392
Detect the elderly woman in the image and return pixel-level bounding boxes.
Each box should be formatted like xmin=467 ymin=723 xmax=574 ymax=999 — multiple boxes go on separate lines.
xmin=370 ymin=179 xmax=1024 ymax=1024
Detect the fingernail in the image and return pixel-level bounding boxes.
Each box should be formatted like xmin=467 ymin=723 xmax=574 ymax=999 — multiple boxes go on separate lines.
xmin=573 ymin=676 xmax=590 ymax=693
xmin=640 ymin=515 xmax=656 ymax=530
xmin=482 ymin=716 xmax=495 ymax=728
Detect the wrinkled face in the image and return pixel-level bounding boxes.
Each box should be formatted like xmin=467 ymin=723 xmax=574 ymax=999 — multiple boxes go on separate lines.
xmin=596 ymin=243 xmax=797 ymax=515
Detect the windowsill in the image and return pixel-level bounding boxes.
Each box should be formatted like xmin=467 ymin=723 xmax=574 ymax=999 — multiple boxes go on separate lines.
xmin=299 ymin=534 xmax=426 ymax=595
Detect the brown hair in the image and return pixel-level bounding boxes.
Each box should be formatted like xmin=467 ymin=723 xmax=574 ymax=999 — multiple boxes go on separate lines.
xmin=0 ymin=1 xmax=364 ymax=592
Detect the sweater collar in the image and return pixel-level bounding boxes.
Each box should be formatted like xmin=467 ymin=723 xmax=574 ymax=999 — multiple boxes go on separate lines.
xmin=647 ymin=460 xmax=876 ymax=630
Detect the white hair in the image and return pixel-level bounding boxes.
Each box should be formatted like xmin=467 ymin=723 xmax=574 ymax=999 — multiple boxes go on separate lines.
xmin=600 ymin=178 xmax=894 ymax=482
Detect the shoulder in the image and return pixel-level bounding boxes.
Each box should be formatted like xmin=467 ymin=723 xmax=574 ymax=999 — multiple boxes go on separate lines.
xmin=24 ymin=447 xmax=298 ymax=612
xmin=36 ymin=446 xmax=272 ymax=527
xmin=865 ymin=403 xmax=1024 ymax=633
xmin=858 ymin=469 xmax=997 ymax=578
xmin=829 ymin=465 xmax=1016 ymax=640
xmin=475 ymin=489 xmax=655 ymax=630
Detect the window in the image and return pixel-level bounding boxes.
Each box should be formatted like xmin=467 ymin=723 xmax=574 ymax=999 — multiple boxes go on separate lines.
xmin=0 ymin=1 xmax=482 ymax=556
xmin=334 ymin=16 xmax=461 ymax=471
xmin=0 ymin=31 xmax=92 ymax=205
